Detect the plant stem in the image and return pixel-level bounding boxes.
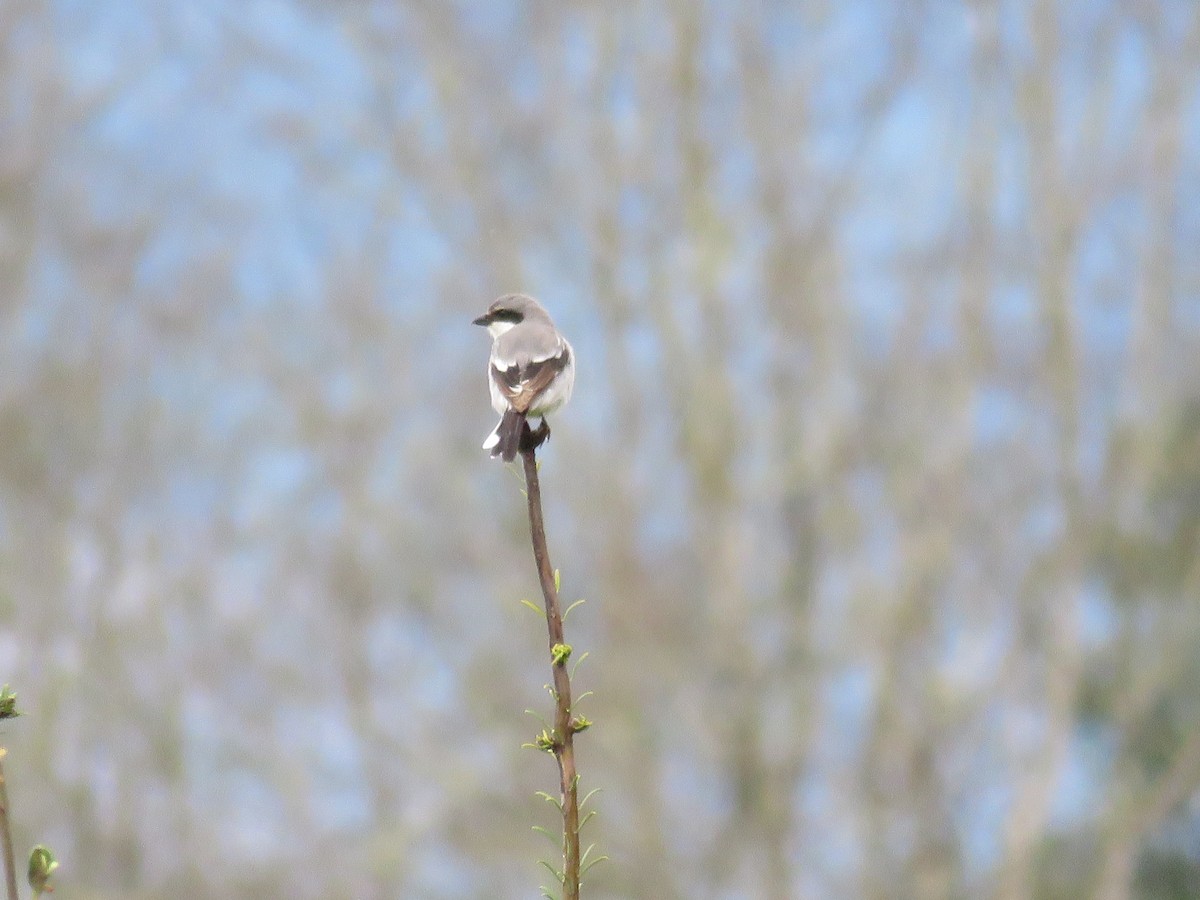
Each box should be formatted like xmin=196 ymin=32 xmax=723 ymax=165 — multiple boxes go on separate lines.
xmin=0 ymin=751 xmax=19 ymax=900
xmin=521 ymin=445 xmax=581 ymax=900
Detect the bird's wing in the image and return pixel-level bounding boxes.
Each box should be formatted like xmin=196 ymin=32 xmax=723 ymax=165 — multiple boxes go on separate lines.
xmin=490 ymin=344 xmax=572 ymax=414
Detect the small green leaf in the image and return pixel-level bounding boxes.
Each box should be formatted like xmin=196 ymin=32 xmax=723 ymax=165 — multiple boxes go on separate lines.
xmin=571 ymin=691 xmax=594 ymax=710
xmin=577 ymin=809 xmax=598 ymax=832
xmin=28 ymin=845 xmax=58 ymax=896
xmin=570 ymin=651 xmax=590 ymax=679
xmin=535 ymin=791 xmax=563 ymax=812
xmin=527 ymin=729 xmax=558 ymax=753
xmin=520 ymin=599 xmax=542 ymax=615
xmin=0 ymin=686 xmax=20 ymax=721
xmin=569 ymin=715 xmax=593 ymax=734
xmin=562 ymin=598 xmax=586 ymax=620
xmin=531 ymin=825 xmax=559 ymax=846
xmin=580 ymin=787 xmax=603 ymax=809
xmin=550 ymin=643 xmax=572 ymax=666
xmin=524 ymin=709 xmax=550 ymax=729
xmin=538 ymin=860 xmax=565 ymax=884
xmin=553 ymin=569 xmax=561 ymax=592
xmin=582 ymin=853 xmax=609 ymax=875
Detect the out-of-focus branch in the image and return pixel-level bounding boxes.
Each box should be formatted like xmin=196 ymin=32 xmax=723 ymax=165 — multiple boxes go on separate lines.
xmin=0 ymin=686 xmax=54 ymax=900
xmin=1093 ymin=729 xmax=1200 ymax=900
xmin=0 ymin=750 xmax=18 ymax=900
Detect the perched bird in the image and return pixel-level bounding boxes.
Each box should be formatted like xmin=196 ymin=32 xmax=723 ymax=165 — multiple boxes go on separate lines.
xmin=473 ymin=293 xmax=575 ymax=462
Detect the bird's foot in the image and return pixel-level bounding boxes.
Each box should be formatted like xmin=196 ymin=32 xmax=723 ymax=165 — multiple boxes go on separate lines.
xmin=519 ymin=419 xmax=551 ymax=453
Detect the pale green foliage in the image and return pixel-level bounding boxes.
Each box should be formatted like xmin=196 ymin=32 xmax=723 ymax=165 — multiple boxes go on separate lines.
xmin=0 ymin=686 xmax=18 ymax=721
xmin=550 ymin=643 xmax=572 ymax=666
xmin=27 ymin=845 xmax=58 ymax=897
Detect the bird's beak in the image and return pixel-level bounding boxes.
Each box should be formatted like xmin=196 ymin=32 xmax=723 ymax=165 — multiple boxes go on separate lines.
xmin=472 ymin=314 xmax=490 ymax=326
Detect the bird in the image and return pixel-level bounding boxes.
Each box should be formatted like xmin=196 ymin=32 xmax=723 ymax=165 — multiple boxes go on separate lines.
xmin=473 ymin=293 xmax=575 ymax=462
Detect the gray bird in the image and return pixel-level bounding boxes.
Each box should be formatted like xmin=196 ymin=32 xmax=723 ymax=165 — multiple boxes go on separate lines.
xmin=473 ymin=293 xmax=575 ymax=461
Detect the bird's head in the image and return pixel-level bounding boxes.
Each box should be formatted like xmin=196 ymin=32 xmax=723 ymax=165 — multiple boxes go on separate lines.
xmin=473 ymin=293 xmax=547 ymax=338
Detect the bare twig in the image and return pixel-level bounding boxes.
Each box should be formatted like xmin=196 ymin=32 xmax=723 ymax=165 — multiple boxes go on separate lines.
xmin=520 ymin=431 xmax=582 ymax=900
xmin=0 ymin=750 xmax=20 ymax=900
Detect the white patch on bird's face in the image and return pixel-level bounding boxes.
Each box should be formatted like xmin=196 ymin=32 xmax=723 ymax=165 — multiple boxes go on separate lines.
xmin=486 ymin=320 xmax=516 ymax=339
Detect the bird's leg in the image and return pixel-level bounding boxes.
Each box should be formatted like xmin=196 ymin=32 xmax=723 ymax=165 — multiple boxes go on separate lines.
xmin=520 ymin=418 xmax=551 ymax=452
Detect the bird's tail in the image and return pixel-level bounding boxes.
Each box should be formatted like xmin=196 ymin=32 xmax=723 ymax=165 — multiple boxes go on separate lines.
xmin=482 ymin=408 xmax=526 ymax=462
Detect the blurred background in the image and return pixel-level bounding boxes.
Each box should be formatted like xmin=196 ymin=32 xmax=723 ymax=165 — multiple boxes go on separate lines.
xmin=1 ymin=1 xmax=1199 ymax=898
